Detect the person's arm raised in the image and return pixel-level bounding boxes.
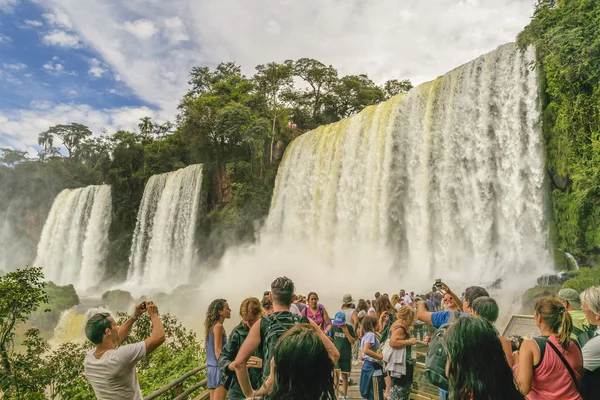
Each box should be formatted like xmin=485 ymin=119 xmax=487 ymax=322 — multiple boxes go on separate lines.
xmin=308 ymin=318 xmax=339 ymax=364
xmin=143 ymin=301 xmax=166 ymax=355
xmin=416 ymin=301 xmax=433 ymax=325
xmin=117 ymin=302 xmax=146 ymax=345
xmin=441 ymin=283 xmax=464 ymax=312
xmin=233 ymin=318 xmax=262 ymax=397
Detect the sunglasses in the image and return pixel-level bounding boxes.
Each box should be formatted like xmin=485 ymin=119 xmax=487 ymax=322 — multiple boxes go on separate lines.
xmin=444 ymin=298 xmax=454 ymax=303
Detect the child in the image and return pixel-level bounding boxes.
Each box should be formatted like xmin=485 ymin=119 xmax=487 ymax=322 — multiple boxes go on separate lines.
xmin=359 ymin=315 xmax=384 ymax=400
xmin=332 ymin=311 xmax=356 ymax=400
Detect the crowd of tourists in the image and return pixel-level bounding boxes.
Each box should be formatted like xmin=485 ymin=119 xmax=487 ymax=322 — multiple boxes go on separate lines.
xmin=81 ymin=276 xmax=600 ymax=400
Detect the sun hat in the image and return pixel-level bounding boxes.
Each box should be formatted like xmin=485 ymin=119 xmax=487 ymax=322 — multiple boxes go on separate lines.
xmin=342 ymin=294 xmax=354 ymax=303
xmin=558 ymin=288 xmax=581 ymax=309
xmin=333 ymin=311 xmax=347 ymax=326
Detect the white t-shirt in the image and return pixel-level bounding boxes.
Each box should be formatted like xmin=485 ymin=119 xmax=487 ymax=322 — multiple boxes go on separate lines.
xmin=394 ymin=303 xmax=402 ymax=311
xmin=368 ymin=307 xmax=376 ymax=316
xmin=582 ymin=330 xmax=600 ymax=371
xmin=84 ymin=341 xmax=147 ymax=400
xmin=290 ymin=303 xmax=300 ymax=315
xmin=402 ymin=294 xmax=413 ymax=305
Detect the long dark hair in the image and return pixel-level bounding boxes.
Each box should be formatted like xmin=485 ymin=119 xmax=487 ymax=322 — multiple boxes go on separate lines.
xmin=265 ymin=324 xmax=335 ymax=400
xmin=357 ymin=299 xmax=368 ymax=313
xmin=535 ymin=296 xmax=573 ymax=351
xmin=444 ymin=317 xmax=523 ymax=400
xmin=375 ymin=295 xmax=394 ymax=317
xmin=204 ymin=298 xmax=227 ymax=342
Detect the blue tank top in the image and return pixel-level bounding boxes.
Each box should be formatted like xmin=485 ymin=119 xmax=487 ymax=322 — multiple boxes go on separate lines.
xmin=206 ymin=324 xmax=227 ymax=367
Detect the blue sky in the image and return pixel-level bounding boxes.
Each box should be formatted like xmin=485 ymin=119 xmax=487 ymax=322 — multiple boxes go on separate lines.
xmin=0 ymin=0 xmax=535 ymax=153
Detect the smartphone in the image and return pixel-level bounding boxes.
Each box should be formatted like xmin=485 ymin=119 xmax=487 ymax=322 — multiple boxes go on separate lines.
xmin=434 ymin=279 xmax=442 ymax=289
xmin=141 ymin=301 xmax=147 ymax=310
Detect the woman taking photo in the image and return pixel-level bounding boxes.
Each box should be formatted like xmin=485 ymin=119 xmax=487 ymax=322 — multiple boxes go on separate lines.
xmin=204 ymin=299 xmax=231 ymax=400
xmin=301 ymin=292 xmax=332 ymax=335
xmin=218 ymin=297 xmax=263 ymax=400
xmin=387 ymin=306 xmax=417 ymax=400
xmin=445 ymin=317 xmax=523 ymax=400
xmin=513 ymin=297 xmax=583 ymax=400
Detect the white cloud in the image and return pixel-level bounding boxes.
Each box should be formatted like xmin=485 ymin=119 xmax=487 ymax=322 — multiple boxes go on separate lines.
xmin=0 ymin=33 xmax=12 ymax=44
xmin=24 ymin=19 xmax=43 ymax=27
xmin=42 ymin=30 xmax=80 ymax=48
xmin=88 ymin=58 xmax=107 ymax=77
xmin=163 ymin=17 xmax=189 ymax=42
xmin=42 ymin=9 xmax=72 ymax=28
xmin=123 ymin=19 xmax=158 ymax=40
xmin=0 ymin=0 xmax=19 ymax=13
xmin=3 ymin=63 xmax=27 ymax=70
xmin=42 ymin=56 xmax=77 ymax=75
xmin=0 ymin=103 xmax=162 ymax=150
xmin=0 ymin=69 xmax=20 ymax=84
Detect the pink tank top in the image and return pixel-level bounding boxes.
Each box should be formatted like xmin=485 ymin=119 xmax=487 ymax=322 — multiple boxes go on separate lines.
xmin=527 ymin=336 xmax=583 ymax=400
xmin=302 ymin=304 xmax=325 ymax=329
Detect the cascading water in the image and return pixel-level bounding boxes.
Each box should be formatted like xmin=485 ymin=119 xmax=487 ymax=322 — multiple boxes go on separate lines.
xmin=34 ymin=185 xmax=112 ymax=291
xmin=266 ymin=43 xmax=552 ymax=284
xmin=128 ymin=164 xmax=204 ymax=290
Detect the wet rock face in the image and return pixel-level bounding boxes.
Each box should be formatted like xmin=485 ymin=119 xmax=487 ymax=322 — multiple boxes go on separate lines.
xmin=537 ymin=273 xmax=569 ymax=286
xmin=550 ymin=172 xmax=570 ymax=190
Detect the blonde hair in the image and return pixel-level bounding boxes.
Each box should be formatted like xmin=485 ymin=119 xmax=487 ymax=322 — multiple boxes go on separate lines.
xmin=581 ymin=286 xmax=600 ymax=316
xmin=240 ymin=297 xmax=263 ymax=319
xmin=391 ymin=294 xmax=399 ymax=306
xmin=396 ymin=305 xmax=415 ymax=327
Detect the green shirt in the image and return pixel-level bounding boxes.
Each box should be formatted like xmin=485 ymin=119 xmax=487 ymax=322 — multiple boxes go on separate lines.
xmin=332 ymin=324 xmax=355 ymax=360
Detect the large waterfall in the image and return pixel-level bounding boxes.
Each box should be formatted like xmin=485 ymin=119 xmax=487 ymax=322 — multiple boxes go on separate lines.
xmin=34 ymin=185 xmax=112 ymax=291
xmin=266 ymin=44 xmax=552 ymax=284
xmin=128 ymin=164 xmax=204 ymax=289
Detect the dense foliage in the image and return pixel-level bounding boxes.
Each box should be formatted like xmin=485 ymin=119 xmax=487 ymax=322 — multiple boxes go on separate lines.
xmin=518 ymin=0 xmax=600 ymax=268
xmin=0 ymin=59 xmax=412 ymax=280
xmin=0 ymin=268 xmax=205 ymax=399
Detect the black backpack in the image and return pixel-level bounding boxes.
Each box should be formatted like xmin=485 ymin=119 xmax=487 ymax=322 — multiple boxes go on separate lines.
xmin=424 ymin=311 xmax=461 ymax=391
xmin=260 ymin=311 xmax=308 ymax=383
xmin=573 ymin=324 xmax=597 ymax=348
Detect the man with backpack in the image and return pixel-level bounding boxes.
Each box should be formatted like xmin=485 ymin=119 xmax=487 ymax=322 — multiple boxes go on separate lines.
xmin=233 ymin=276 xmax=339 ymax=397
xmin=416 ymin=284 xmax=489 ymax=400
xmin=559 ymin=288 xmax=596 ymax=346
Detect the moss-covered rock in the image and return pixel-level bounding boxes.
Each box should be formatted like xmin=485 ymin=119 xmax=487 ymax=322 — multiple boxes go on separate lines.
xmin=522 ymin=284 xmax=562 ymax=314
xmin=30 ymin=281 xmax=80 ymax=332
xmin=101 ymin=289 xmax=133 ymax=313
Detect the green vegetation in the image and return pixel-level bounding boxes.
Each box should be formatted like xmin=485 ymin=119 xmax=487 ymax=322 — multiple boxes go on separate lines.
xmin=562 ymin=267 xmax=600 ymax=292
xmin=518 ymin=0 xmax=600 ymax=268
xmin=0 ymin=59 xmax=412 ymax=280
xmin=0 ymin=267 xmax=205 ymax=399
xmin=30 ymin=282 xmax=79 ymax=333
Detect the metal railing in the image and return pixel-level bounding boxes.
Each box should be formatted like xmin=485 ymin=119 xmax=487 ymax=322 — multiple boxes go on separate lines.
xmin=144 ymin=364 xmax=209 ymax=400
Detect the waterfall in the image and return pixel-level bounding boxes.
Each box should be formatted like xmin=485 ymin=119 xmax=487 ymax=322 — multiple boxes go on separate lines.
xmin=34 ymin=185 xmax=112 ymax=291
xmin=565 ymin=252 xmax=580 ymax=270
xmin=128 ymin=164 xmax=204 ymax=289
xmin=266 ymin=43 xmax=552 ymax=284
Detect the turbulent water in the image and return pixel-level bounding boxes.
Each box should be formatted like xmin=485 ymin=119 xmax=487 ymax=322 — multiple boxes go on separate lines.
xmin=266 ymin=44 xmax=552 ymax=284
xmin=34 ymin=185 xmax=112 ymax=291
xmin=128 ymin=164 xmax=204 ymax=289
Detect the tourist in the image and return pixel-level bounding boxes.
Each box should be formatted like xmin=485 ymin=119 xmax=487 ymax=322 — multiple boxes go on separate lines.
xmin=233 ymin=277 xmax=339 ymax=397
xmin=355 ymin=298 xmax=369 ymax=362
xmin=360 ymin=315 xmax=385 ymax=400
xmin=559 ymin=288 xmax=590 ymax=342
xmin=425 ymin=293 xmax=436 ymax=312
xmin=470 ymin=296 xmax=513 ymax=366
xmin=301 ymin=292 xmax=332 ymax=334
xmin=376 ymin=295 xmax=397 ymax=398
xmin=442 ymin=293 xmax=459 ymax=311
xmin=332 ymin=311 xmax=356 ymax=400
xmin=417 ymin=284 xmax=487 ymax=329
xmin=293 ymin=293 xmax=307 ymax=314
xmin=444 ymin=317 xmax=523 ymax=399
xmin=261 ymin=298 xmax=273 ymax=316
xmin=262 ymin=324 xmax=337 ymax=400
xmin=513 ymin=297 xmax=582 ymax=399
xmin=218 ymin=297 xmax=263 ymax=400
xmin=580 ymin=286 xmax=600 ymax=399
xmin=83 ymin=301 xmax=165 ymax=400
xmin=205 ymin=298 xmax=231 ymax=400
xmin=340 ymin=293 xmax=359 ymax=330
xmin=387 ymin=306 xmax=418 ymax=400
xmin=391 ymin=294 xmax=401 ymax=311
xmin=399 ymin=290 xmax=412 ymax=306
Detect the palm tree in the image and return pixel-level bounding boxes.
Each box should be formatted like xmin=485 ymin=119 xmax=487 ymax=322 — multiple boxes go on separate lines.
xmin=37 ymin=131 xmax=54 ymax=162
xmin=138 ymin=117 xmax=154 ymax=140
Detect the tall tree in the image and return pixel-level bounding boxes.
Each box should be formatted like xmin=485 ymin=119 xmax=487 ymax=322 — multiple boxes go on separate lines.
xmin=325 ymin=74 xmax=385 ymax=120
xmin=383 ymin=79 xmax=414 ymax=99
xmin=43 ymin=123 xmax=92 ymax=158
xmin=0 ymin=148 xmax=28 ymax=166
xmin=292 ymin=58 xmax=339 ymax=124
xmin=254 ymin=61 xmax=293 ymax=165
xmin=138 ymin=117 xmax=154 ymax=141
xmin=37 ymin=131 xmax=54 ymax=163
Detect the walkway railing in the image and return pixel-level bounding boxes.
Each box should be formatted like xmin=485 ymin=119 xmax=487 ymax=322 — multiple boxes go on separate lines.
xmin=144 ymin=364 xmax=209 ymax=400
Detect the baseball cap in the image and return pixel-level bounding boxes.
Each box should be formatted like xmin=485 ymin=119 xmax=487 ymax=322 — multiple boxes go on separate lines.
xmin=342 ymin=294 xmax=354 ymax=303
xmin=333 ymin=311 xmax=346 ymax=326
xmin=558 ymin=288 xmax=581 ymax=309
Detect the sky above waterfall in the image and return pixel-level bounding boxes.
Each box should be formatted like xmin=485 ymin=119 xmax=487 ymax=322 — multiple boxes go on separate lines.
xmin=0 ymin=0 xmax=536 ymax=152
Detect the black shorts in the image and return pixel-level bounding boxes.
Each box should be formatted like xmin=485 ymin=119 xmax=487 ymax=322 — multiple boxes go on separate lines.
xmin=335 ymin=358 xmax=351 ymax=374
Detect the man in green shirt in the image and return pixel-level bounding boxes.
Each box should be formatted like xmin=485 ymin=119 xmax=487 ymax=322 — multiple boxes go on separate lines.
xmin=558 ymin=288 xmax=589 ymax=341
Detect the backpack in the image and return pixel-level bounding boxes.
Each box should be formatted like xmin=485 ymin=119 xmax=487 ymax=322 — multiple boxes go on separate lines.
xmin=572 ymin=324 xmax=597 ymax=348
xmin=301 ymin=304 xmax=325 ymax=329
xmin=260 ymin=311 xmax=309 ymax=383
xmin=424 ymin=311 xmax=461 ymax=391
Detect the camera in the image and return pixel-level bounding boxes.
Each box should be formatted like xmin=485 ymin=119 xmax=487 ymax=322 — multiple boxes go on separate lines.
xmin=141 ymin=301 xmax=147 ymax=310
